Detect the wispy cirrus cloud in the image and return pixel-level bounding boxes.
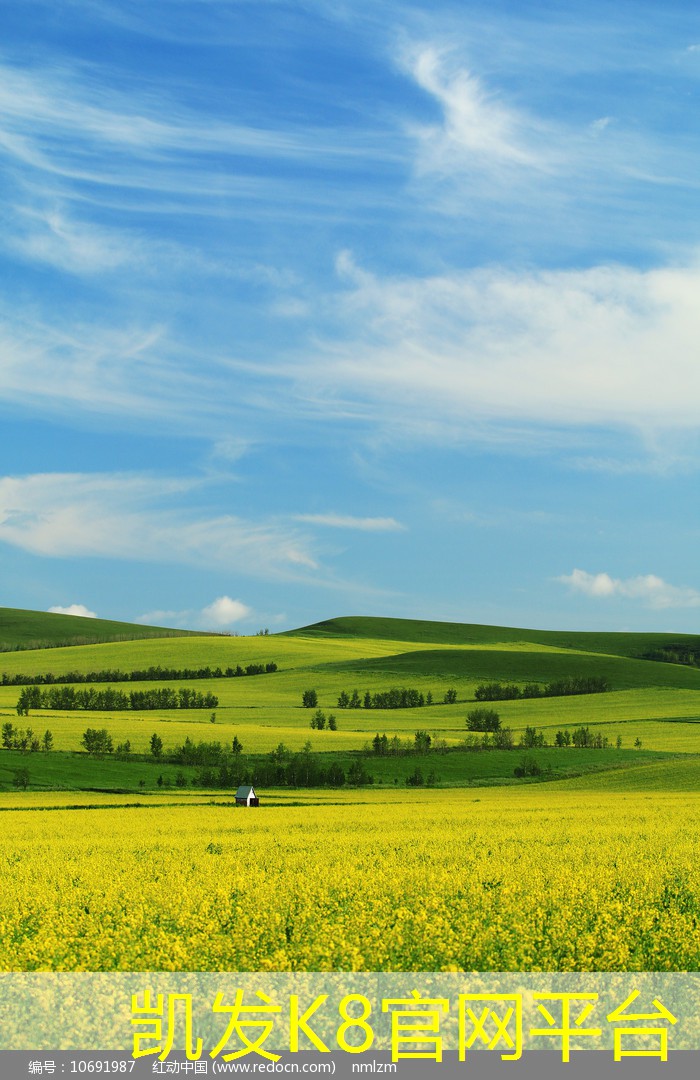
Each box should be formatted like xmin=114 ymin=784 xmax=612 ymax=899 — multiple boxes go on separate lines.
xmin=402 ymin=44 xmax=552 ymax=176
xmin=7 ymin=248 xmax=700 ymax=455
xmin=558 ymin=568 xmax=700 ymax=609
xmin=293 ymin=512 xmax=405 ymax=531
xmin=0 ymin=58 xmax=401 ymax=202
xmin=396 ymin=35 xmax=700 ymax=230
xmin=0 ymin=313 xmax=231 ymax=430
xmin=7 ymin=206 xmax=145 ymax=275
xmin=0 ymin=472 xmax=319 ymax=581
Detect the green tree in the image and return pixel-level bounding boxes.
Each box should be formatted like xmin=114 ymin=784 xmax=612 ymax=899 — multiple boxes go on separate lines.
xmin=414 ymin=730 xmax=432 ymax=753
xmin=232 ymin=736 xmax=243 ymax=755
xmin=2 ymin=722 xmax=15 ymax=749
xmin=12 ymin=767 xmax=30 ymax=790
xmin=302 ymin=689 xmax=318 ymax=708
xmin=327 ymin=714 xmax=337 ymax=731
xmin=311 ymin=709 xmax=326 ymax=730
xmin=514 ymin=754 xmax=542 ymax=778
xmin=81 ymin=728 xmax=113 ymax=755
xmin=41 ymin=729 xmax=54 ymax=753
xmin=347 ymin=759 xmax=373 ymax=786
xmin=466 ymin=708 xmax=501 ymax=732
xmin=406 ymin=766 xmax=424 ymax=786
xmin=443 ymin=688 xmax=457 ymax=704
xmin=150 ymin=733 xmax=164 ymax=759
xmin=520 ymin=726 xmax=546 ymax=748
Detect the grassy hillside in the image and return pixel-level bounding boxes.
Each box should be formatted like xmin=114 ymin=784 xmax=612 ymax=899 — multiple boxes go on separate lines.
xmin=328 ymin=645 xmax=700 ymax=691
xmin=0 ymin=606 xmax=204 ymax=653
xmin=293 ymin=615 xmax=700 ymax=661
xmin=3 ymin=608 xmax=700 ymax=792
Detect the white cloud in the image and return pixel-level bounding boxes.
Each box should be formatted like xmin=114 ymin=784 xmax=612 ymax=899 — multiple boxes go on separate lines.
xmin=302 ymin=254 xmax=700 ymax=441
xmin=0 ymin=472 xmax=319 ymax=581
xmin=47 ymin=603 xmax=97 ymax=618
xmin=0 ymin=59 xmax=398 ymax=200
xmin=200 ymin=596 xmax=252 ymax=627
xmin=294 ymin=513 xmax=405 ymax=531
xmin=8 ymin=207 xmax=143 ymax=275
xmin=403 ymin=44 xmax=549 ymax=175
xmin=0 ymin=309 xmax=269 ymax=437
xmin=137 ymin=596 xmax=253 ymax=630
xmin=558 ymin=568 xmax=700 ymax=609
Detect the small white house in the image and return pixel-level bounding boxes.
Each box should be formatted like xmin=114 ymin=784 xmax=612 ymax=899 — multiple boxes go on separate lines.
xmin=235 ymin=784 xmax=259 ymax=807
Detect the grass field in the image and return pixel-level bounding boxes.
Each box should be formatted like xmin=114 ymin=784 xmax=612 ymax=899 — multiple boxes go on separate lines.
xmin=2 ymin=614 xmax=700 ymax=780
xmin=3 ymin=614 xmax=700 ymax=769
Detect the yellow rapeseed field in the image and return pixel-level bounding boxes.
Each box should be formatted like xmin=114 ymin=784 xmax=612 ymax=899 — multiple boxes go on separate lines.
xmin=1 ymin=788 xmax=699 ymax=972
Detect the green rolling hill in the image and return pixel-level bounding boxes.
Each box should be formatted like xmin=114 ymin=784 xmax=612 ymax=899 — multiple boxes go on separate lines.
xmin=3 ymin=608 xmax=700 ymax=793
xmin=0 ymin=606 xmax=205 ymax=653
xmin=291 ymin=614 xmax=700 ymax=661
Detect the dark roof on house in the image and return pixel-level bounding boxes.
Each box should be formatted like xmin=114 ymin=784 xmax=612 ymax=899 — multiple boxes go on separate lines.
xmin=235 ymin=785 xmax=256 ymax=798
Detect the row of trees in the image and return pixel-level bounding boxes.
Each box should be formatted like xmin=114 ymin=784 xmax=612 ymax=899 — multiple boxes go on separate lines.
xmin=302 ymin=688 xmax=458 ymax=709
xmin=1 ymin=662 xmax=277 ymax=687
xmin=639 ymin=645 xmax=700 ymax=667
xmin=172 ymin=740 xmax=373 ymax=789
xmin=2 ymin=722 xmax=53 ymax=752
xmin=463 ymin=725 xmax=634 ymax=751
xmin=555 ymin=727 xmax=623 ymax=749
xmin=474 ymin=676 xmax=610 ymax=701
xmin=369 ymin=730 xmax=436 ymax=755
xmin=463 ymin=726 xmax=546 ymax=750
xmin=16 ymin=685 xmax=219 ymax=714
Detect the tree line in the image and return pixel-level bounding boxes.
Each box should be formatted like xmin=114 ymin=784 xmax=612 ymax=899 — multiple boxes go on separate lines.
xmin=638 ymin=645 xmax=700 ymax=668
xmin=2 ymin=662 xmax=277 ymax=686
xmin=2 ymin=722 xmax=53 ymax=752
xmin=16 ymin=685 xmax=219 ymax=714
xmin=302 ymin=687 xmax=458 ymax=709
xmin=368 ymin=730 xmax=435 ymax=755
xmin=168 ymin=737 xmax=374 ymax=789
xmin=474 ymin=676 xmax=610 ymax=701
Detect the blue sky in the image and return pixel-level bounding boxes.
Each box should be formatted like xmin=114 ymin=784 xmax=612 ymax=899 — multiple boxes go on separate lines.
xmin=2 ymin=0 xmax=700 ymax=633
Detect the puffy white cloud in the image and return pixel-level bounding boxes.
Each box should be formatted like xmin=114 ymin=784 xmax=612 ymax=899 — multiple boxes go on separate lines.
xmin=558 ymin=568 xmax=700 ymax=609
xmin=200 ymin=596 xmax=251 ymax=627
xmin=137 ymin=597 xmax=253 ymax=630
xmin=47 ymin=603 xmax=97 ymax=618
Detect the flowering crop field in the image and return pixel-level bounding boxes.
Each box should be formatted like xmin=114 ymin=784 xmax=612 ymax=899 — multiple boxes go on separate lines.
xmin=2 ymin=787 xmax=699 ymax=972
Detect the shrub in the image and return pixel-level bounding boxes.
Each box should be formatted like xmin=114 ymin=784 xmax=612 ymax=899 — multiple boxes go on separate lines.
xmin=514 ymin=754 xmax=542 ymax=778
